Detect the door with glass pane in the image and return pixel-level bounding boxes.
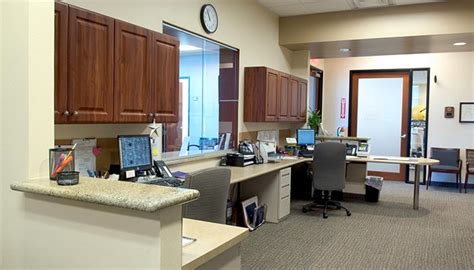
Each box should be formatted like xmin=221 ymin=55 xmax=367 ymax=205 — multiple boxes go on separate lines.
xmin=350 ymin=71 xmax=410 ymax=181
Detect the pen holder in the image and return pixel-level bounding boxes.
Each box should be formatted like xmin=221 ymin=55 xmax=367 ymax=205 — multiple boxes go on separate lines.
xmin=49 ymin=148 xmax=75 ymax=180
xmin=57 ymin=171 xmax=80 ymax=186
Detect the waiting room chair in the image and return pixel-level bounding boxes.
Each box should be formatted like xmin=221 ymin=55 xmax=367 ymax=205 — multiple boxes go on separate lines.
xmin=427 ymin=147 xmax=462 ymax=193
xmin=465 ymin=149 xmax=474 ymax=193
xmin=302 ymin=142 xmax=351 ymax=219
xmin=182 ymin=167 xmax=231 ymax=224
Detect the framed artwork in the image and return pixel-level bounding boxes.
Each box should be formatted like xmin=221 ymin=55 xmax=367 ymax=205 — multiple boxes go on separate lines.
xmin=459 ymin=102 xmax=474 ymax=123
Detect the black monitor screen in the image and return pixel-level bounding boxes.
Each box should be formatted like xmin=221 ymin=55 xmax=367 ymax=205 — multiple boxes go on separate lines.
xmin=118 ymin=135 xmax=153 ymax=171
xmin=297 ymin=129 xmax=315 ymax=145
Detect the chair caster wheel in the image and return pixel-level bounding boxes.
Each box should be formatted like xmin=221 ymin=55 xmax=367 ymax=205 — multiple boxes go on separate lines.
xmin=346 ymin=211 xmax=351 ymax=216
xmin=323 ymin=214 xmax=328 ymax=219
xmin=302 ymin=207 xmax=308 ymax=213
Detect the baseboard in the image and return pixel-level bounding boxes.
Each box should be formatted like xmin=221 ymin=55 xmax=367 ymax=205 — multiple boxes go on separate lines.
xmin=428 ymin=182 xmax=474 ymax=189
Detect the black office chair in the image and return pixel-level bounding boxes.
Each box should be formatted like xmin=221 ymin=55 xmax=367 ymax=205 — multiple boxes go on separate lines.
xmin=302 ymin=142 xmax=351 ymax=219
xmin=182 ymin=167 xmax=231 ymax=224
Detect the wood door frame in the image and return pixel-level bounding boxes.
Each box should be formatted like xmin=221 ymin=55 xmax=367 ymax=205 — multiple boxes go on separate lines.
xmin=349 ymin=69 xmax=411 ymax=181
xmin=310 ymin=66 xmax=323 ymax=116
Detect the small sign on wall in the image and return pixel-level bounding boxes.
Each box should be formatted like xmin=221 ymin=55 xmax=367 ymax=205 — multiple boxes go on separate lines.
xmin=340 ymin=98 xmax=346 ymax=119
xmin=444 ymin=106 xmax=455 ymax=118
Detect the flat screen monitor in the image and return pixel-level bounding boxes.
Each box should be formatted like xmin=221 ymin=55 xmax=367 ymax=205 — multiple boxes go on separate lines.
xmin=118 ymin=135 xmax=153 ymax=171
xmin=297 ymin=129 xmax=315 ymax=145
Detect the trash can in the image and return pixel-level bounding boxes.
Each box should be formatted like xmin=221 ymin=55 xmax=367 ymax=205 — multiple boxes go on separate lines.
xmin=365 ymin=176 xmax=383 ymax=202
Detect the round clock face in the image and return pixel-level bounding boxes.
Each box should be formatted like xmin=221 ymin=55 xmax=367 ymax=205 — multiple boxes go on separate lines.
xmin=201 ymin=4 xmax=218 ymax=34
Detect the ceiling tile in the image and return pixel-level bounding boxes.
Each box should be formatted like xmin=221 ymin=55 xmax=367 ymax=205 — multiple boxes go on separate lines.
xmin=258 ymin=0 xmax=300 ymax=7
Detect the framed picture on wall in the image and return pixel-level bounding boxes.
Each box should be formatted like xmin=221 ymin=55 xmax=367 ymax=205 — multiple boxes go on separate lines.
xmin=459 ymin=102 xmax=474 ymax=123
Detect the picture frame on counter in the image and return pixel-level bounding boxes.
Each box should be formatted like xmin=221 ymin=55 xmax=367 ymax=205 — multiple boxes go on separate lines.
xmin=459 ymin=102 xmax=474 ymax=123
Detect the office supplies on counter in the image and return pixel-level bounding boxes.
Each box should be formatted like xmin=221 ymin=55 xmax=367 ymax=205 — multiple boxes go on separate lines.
xmin=72 ymin=138 xmax=96 ymax=177
xmin=357 ymin=142 xmax=371 ymax=157
xmin=136 ymin=176 xmax=183 ymax=187
xmin=49 ymin=144 xmax=76 ymax=180
xmin=57 ymin=171 xmax=80 ymax=186
xmin=182 ymin=236 xmax=197 ymax=247
xmin=346 ymin=144 xmax=358 ymax=156
xmin=241 ymin=196 xmax=266 ymax=231
xmin=225 ymin=153 xmax=254 ymax=167
xmin=238 ymin=140 xmax=263 ymax=164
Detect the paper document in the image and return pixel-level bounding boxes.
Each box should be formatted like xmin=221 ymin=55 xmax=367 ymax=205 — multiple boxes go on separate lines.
xmin=72 ymin=138 xmax=96 ymax=177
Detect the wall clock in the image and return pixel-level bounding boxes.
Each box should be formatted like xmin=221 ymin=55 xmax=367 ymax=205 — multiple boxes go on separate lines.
xmin=200 ymin=4 xmax=218 ymax=34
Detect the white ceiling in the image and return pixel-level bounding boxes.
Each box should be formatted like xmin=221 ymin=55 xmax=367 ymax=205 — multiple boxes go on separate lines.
xmin=258 ymin=0 xmax=445 ymax=17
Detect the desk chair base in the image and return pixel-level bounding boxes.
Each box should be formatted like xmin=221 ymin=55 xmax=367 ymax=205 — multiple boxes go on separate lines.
xmin=302 ymin=191 xmax=351 ymax=219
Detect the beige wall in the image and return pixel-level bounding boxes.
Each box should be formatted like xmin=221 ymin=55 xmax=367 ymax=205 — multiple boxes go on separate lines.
xmin=55 ymin=0 xmax=308 ymax=141
xmin=319 ymin=52 xmax=474 ymax=181
xmin=1 ymin=0 xmax=55 ymax=267
xmin=0 ymin=1 xmax=3 ymax=265
xmin=280 ymin=0 xmax=474 ymax=46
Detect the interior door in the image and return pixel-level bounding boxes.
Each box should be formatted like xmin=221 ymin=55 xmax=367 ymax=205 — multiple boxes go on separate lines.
xmin=350 ymin=71 xmax=410 ymax=181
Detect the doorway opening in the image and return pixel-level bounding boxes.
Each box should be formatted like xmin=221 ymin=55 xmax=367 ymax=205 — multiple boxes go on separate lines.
xmin=309 ymin=66 xmax=323 ymax=115
xmin=349 ymin=69 xmax=430 ymax=182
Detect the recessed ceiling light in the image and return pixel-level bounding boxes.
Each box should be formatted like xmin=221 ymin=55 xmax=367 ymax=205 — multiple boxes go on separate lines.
xmin=453 ymin=42 xmax=467 ymax=46
xmin=340 ymin=48 xmax=351 ymax=52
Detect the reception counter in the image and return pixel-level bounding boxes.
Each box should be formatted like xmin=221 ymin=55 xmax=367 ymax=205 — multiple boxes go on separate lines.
xmin=11 ymin=177 xmax=199 ymax=269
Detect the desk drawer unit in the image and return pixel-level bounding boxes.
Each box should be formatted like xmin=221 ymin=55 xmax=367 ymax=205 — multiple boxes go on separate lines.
xmin=240 ymin=167 xmax=292 ymax=223
xmin=278 ymin=168 xmax=291 ymax=219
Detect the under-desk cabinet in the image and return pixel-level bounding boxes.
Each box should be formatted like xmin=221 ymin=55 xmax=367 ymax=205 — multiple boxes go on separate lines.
xmin=244 ymin=66 xmax=307 ymax=122
xmin=54 ymin=3 xmax=179 ymax=124
xmin=240 ymin=167 xmax=292 ymax=223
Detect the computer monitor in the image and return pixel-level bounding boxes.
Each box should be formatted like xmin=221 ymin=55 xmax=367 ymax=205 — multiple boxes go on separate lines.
xmin=297 ymin=129 xmax=315 ymax=145
xmin=118 ymin=135 xmax=153 ymax=171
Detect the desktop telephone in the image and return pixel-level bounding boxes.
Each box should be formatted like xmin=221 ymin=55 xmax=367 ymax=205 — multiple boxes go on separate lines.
xmin=346 ymin=144 xmax=358 ymax=156
xmin=153 ymin=160 xmax=173 ymax=178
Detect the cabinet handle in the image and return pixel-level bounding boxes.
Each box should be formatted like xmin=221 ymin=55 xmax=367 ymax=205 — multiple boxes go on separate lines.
xmin=149 ymin=113 xmax=154 ymax=117
xmin=154 ymin=113 xmax=159 ymax=117
xmin=281 ymin=173 xmax=290 ymax=177
xmin=63 ymin=110 xmax=70 ymax=116
xmin=73 ymin=111 xmax=79 ymax=116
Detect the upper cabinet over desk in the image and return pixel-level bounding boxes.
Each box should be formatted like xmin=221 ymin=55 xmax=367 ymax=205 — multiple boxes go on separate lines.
xmin=244 ymin=67 xmax=307 ymax=122
xmin=54 ymin=3 xmax=179 ymax=124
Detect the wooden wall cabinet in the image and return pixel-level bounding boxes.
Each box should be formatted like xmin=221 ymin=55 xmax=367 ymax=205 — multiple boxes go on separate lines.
xmin=114 ymin=20 xmax=153 ymax=123
xmin=68 ymin=6 xmax=114 ymax=123
xmin=244 ymin=67 xmax=307 ymax=122
xmin=54 ymin=2 xmax=68 ymax=123
xmin=151 ymin=32 xmax=180 ymax=123
xmin=54 ymin=4 xmax=179 ymax=124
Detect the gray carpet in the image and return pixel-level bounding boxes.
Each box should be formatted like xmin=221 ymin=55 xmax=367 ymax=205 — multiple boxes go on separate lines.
xmin=241 ymin=181 xmax=474 ymax=269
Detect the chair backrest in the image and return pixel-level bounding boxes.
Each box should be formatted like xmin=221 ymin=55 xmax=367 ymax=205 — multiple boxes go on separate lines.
xmin=431 ymin=147 xmax=460 ymax=167
xmin=182 ymin=167 xmax=231 ymax=224
xmin=313 ymin=142 xmax=346 ymax=191
xmin=466 ymin=149 xmax=474 ymax=166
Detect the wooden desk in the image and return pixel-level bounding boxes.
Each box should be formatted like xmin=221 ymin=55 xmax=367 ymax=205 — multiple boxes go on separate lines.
xmin=227 ymin=155 xmax=438 ymax=210
xmin=182 ymin=218 xmax=249 ymax=270
xmin=345 ymin=156 xmax=439 ymax=209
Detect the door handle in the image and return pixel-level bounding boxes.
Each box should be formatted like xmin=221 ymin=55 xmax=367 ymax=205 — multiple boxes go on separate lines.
xmin=401 ymin=134 xmax=407 ymax=139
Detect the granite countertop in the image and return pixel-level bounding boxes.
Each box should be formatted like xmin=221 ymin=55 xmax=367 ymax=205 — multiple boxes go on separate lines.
xmin=11 ymin=177 xmax=200 ymax=212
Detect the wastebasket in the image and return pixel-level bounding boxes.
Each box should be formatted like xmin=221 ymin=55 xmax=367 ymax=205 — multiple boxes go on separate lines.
xmin=365 ymin=176 xmax=383 ymax=202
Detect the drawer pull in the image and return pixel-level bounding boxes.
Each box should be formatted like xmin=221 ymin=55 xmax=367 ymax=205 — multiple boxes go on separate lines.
xmin=281 ymin=173 xmax=290 ymax=177
xmin=281 ymin=195 xmax=290 ymax=200
xmin=281 ymin=184 xmax=290 ymax=188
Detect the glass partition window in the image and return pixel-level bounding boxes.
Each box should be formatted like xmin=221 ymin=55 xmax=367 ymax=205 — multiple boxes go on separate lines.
xmin=162 ymin=24 xmax=239 ymax=156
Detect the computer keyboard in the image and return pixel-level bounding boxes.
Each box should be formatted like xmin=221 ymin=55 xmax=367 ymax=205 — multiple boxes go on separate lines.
xmin=298 ymin=150 xmax=314 ymax=158
xmin=137 ymin=177 xmax=184 ymax=187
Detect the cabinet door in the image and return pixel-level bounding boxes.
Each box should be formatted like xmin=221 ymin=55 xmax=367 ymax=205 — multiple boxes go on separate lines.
xmin=298 ymin=80 xmax=308 ymax=120
xmin=289 ymin=77 xmax=299 ymax=120
xmin=278 ymin=73 xmax=290 ymax=121
xmin=265 ymin=69 xmax=279 ymax=121
xmin=151 ymin=32 xmax=179 ymax=123
xmin=54 ymin=2 xmax=68 ymax=123
xmin=68 ymin=7 xmax=114 ymax=123
xmin=114 ymin=20 xmax=152 ymax=123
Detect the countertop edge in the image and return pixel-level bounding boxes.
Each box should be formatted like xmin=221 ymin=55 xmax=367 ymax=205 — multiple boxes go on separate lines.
xmin=10 ymin=180 xmax=200 ymax=213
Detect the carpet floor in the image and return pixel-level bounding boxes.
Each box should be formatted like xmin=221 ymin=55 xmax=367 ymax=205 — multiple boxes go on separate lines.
xmin=241 ymin=181 xmax=474 ymax=269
